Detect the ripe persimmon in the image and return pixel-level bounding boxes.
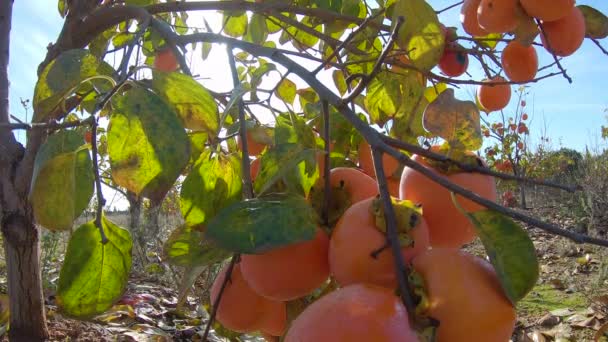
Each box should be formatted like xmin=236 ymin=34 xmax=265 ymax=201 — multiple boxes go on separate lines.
xmin=477 ymin=0 xmax=519 ymax=33
xmin=501 ymin=41 xmax=538 ymax=83
xmin=540 ymin=7 xmax=586 ymax=57
xmin=153 ymin=48 xmax=179 ymax=72
xmin=284 ymin=284 xmax=419 ymax=342
xmin=240 ymin=228 xmax=330 ymax=301
xmin=258 ymin=300 xmax=287 ymax=337
xmin=477 ymin=76 xmax=511 ymax=112
xmin=84 ymin=131 xmax=92 ymax=144
xmin=210 ymin=263 xmax=286 ymax=334
xmin=399 ymin=148 xmax=497 ymax=248
xmin=520 ymin=0 xmax=574 ymax=22
xmin=460 ymin=0 xmax=488 ymax=37
xmin=329 ymin=197 xmax=430 ymax=289
xmin=438 ymin=43 xmax=469 ymax=77
xmin=413 ymin=248 xmax=517 ymax=341
xmin=238 ymin=131 xmax=268 ymax=157
xmin=250 ymin=158 xmax=260 ymax=181
xmin=328 ymin=167 xmax=378 ymax=204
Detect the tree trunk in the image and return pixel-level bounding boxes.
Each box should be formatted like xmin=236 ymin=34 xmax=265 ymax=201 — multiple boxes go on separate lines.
xmin=0 ymin=1 xmax=49 ymax=340
xmin=1 ymin=210 xmax=48 ymax=341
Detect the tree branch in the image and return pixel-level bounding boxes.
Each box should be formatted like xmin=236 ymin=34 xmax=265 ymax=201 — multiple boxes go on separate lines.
xmin=380 ymin=135 xmax=581 ymax=193
xmin=536 ymin=19 xmax=572 ymax=84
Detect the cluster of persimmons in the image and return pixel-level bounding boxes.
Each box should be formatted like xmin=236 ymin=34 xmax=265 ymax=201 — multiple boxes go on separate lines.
xmin=441 ymin=0 xmax=583 ymax=113
xmin=209 ymin=130 xmax=517 ymax=341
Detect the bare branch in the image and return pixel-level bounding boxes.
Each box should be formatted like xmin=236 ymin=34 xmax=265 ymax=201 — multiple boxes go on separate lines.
xmin=536 ymin=19 xmax=572 ymax=84
xmin=371 ymin=147 xmax=417 ymax=319
xmin=436 ymin=1 xmax=463 ymax=14
xmin=322 ymin=100 xmax=331 ymax=226
xmin=380 ymin=135 xmax=581 ymax=193
xmin=90 ymin=116 xmax=108 ymax=244
xmin=592 ymin=38 xmax=608 ymax=56
xmin=0 ymin=116 xmax=95 ymax=131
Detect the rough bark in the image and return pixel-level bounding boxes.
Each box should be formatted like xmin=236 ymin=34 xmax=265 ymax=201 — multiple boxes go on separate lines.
xmin=0 ymin=0 xmax=49 ymax=340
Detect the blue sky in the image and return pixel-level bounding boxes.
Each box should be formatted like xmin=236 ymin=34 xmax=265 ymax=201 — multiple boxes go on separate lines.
xmin=7 ymin=0 xmax=608 ymax=151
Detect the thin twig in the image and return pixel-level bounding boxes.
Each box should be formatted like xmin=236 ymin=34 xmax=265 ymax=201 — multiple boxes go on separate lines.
xmin=536 ymin=19 xmax=572 ymax=84
xmin=436 ymin=0 xmax=463 ymax=14
xmin=322 ymin=100 xmax=331 ymax=226
xmin=341 ymin=16 xmax=404 ymax=103
xmin=202 ymin=255 xmax=238 ymax=340
xmin=0 ymin=116 xmax=95 ymax=131
xmin=380 ymin=135 xmax=580 ymax=193
xmin=371 ymin=147 xmax=417 ymax=319
xmin=91 ymin=117 xmax=108 ymax=244
xmin=592 ymin=38 xmax=608 ymax=56
xmin=118 ymin=13 xmax=150 ymax=78
xmin=312 ymin=9 xmax=385 ymax=75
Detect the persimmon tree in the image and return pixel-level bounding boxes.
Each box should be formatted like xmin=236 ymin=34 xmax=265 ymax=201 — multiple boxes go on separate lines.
xmin=1 ymin=0 xmax=608 ymax=341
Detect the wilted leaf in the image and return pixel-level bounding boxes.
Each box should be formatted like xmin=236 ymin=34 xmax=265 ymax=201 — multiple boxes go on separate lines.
xmin=57 ymin=217 xmax=132 ymax=318
xmin=423 ymin=88 xmax=482 ymax=151
xmin=34 ymin=49 xmax=114 ymax=122
xmin=108 ymin=86 xmax=190 ymax=203
xmin=205 ymin=194 xmax=318 ymax=254
xmin=466 ymin=210 xmax=539 ymax=304
xmin=177 ymin=265 xmax=207 ymax=309
xmin=163 ymin=225 xmax=229 ymax=267
xmin=392 ymin=0 xmax=444 ymax=71
xmin=578 ymin=5 xmax=608 ymax=39
xmin=151 ymin=71 xmax=219 ymax=134
xmin=30 ymin=130 xmax=93 ymax=231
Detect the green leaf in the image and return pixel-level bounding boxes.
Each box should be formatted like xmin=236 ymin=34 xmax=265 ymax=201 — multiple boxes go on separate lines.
xmin=58 ymin=0 xmax=67 ymax=18
xmin=423 ymin=83 xmax=447 ymax=103
xmin=392 ymin=0 xmax=444 ymax=71
xmin=275 ymin=78 xmax=297 ymax=104
xmin=248 ymin=13 xmax=268 ymax=44
xmin=255 ymin=145 xmax=319 ymax=197
xmin=57 ymin=217 xmax=133 ymax=318
xmin=108 ymin=86 xmax=190 ymax=203
xmin=90 ymin=27 xmax=117 ymax=59
xmin=163 ymin=225 xmax=230 ymax=267
xmin=364 ymin=71 xmax=402 ymax=126
xmin=578 ymin=5 xmax=608 ymax=39
xmin=201 ymin=42 xmax=212 ymax=60
xmin=223 ymin=12 xmax=248 ymax=38
xmin=30 ymin=131 xmax=93 ymax=231
xmin=180 ymin=151 xmax=242 ymax=228
xmin=188 ymin=131 xmax=208 ymax=163
xmin=151 ymin=71 xmax=219 ymax=134
xmin=33 ymin=49 xmax=115 ymax=122
xmin=332 ymin=70 xmax=347 ymax=96
xmin=466 ymin=210 xmax=539 ymax=304
xmin=205 ymin=194 xmax=318 ymax=254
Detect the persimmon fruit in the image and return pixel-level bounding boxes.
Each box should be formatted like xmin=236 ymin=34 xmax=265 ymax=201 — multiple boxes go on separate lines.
xmin=501 ymin=41 xmax=538 ymax=83
xmin=477 ymin=76 xmax=511 ymax=112
xmin=84 ymin=131 xmax=92 ymax=144
xmin=399 ymin=148 xmax=497 ymax=248
xmin=329 ymin=197 xmax=430 ymax=289
xmin=413 ymin=248 xmax=517 ymax=342
xmin=477 ymin=0 xmax=519 ymax=34
xmin=520 ymin=0 xmax=575 ymax=22
xmin=210 ymin=263 xmax=286 ymax=334
xmin=238 ymin=131 xmax=268 ymax=157
xmin=153 ymin=48 xmax=179 ymax=72
xmin=438 ymin=43 xmax=469 ymax=77
xmin=540 ymin=7 xmax=586 ymax=57
xmin=240 ymin=228 xmax=330 ymax=301
xmin=460 ymin=0 xmax=488 ymax=37
xmin=284 ymin=284 xmax=419 ymax=342
xmin=328 ymin=167 xmax=378 ymax=204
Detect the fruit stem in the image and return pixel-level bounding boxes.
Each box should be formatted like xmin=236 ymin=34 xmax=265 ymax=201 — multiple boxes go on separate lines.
xmin=371 ymin=147 xmax=417 ymax=321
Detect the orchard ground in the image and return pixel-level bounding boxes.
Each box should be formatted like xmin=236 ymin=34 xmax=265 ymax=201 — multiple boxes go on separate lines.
xmin=0 ymin=208 xmax=603 ymax=341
